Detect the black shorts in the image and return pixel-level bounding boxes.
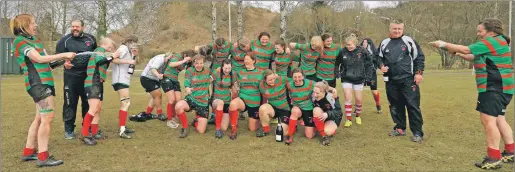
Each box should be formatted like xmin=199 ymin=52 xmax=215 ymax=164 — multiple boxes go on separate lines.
xmin=161 ymin=78 xmax=181 ymax=93
xmin=185 ymin=97 xmax=210 ymax=118
xmin=112 ymin=83 xmax=129 ymax=91
xmin=272 ymin=106 xmax=291 ymax=124
xmin=476 ymin=91 xmax=513 ymax=117
xmin=27 ymin=84 xmax=56 ymax=103
xmin=140 ymin=76 xmax=160 ymax=93
xmin=306 ymin=74 xmax=317 ymax=82
xmin=243 ymin=102 xmax=260 ymax=119
xmin=301 ymin=110 xmax=315 ymax=127
xmin=364 ymin=73 xmax=378 ymax=90
xmin=85 ymin=84 xmax=104 ymax=101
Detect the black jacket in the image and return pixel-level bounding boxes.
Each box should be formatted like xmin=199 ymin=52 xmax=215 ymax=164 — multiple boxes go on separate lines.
xmin=360 ymin=38 xmax=380 ymax=69
xmin=335 ymin=46 xmax=374 ymax=84
xmin=377 ymin=36 xmax=425 ymax=81
xmin=55 ymin=33 xmax=97 ymax=75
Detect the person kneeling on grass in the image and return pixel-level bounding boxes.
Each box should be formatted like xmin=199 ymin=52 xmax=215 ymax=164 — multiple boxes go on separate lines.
xmin=13 ymin=13 xmax=76 ymax=167
xmin=211 ymin=59 xmax=238 ymax=139
xmin=312 ymin=81 xmax=342 ymax=146
xmin=256 ymin=69 xmax=291 ymax=138
xmin=429 ymin=18 xmax=513 ymax=170
xmin=284 ymin=68 xmax=316 ymax=145
xmin=175 ymin=55 xmax=213 ymax=138
xmin=81 ymin=37 xmax=120 ymax=145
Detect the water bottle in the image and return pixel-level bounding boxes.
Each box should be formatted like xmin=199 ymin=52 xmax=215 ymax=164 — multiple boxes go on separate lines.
xmin=128 ymin=56 xmax=136 ymax=74
xmin=275 ymin=122 xmax=283 ymax=142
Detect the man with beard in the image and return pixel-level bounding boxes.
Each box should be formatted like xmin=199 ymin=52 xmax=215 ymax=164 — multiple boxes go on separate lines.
xmin=56 ymin=20 xmax=98 ymax=140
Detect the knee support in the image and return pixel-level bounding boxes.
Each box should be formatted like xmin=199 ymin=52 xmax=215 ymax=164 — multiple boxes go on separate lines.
xmin=121 ymin=97 xmax=131 ymax=111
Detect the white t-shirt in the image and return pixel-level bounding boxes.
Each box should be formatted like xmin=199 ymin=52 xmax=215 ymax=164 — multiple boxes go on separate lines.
xmin=111 ymin=45 xmax=133 ymax=86
xmin=140 ymin=54 xmax=166 ymax=81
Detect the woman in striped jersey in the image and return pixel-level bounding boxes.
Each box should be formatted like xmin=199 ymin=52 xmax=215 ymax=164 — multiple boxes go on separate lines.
xmin=256 ymin=69 xmax=291 ymax=138
xmin=273 ymin=39 xmax=299 ymax=78
xmin=81 ymin=38 xmax=120 ymax=146
xmin=289 ymin=36 xmax=324 ymax=81
xmin=12 ymin=14 xmax=75 ymax=167
xmin=161 ymin=50 xmax=194 ymax=129
xmin=175 ymin=55 xmax=212 ymax=138
xmin=360 ymin=38 xmax=382 ymax=113
xmin=312 ymin=81 xmax=342 ymax=146
xmin=284 ymin=68 xmax=316 ymax=145
xmin=229 ymin=37 xmax=252 ymax=121
xmin=251 ymin=32 xmax=275 ymax=70
xmin=319 ymin=33 xmax=341 ymax=87
xmin=211 ymin=59 xmax=237 ymax=139
xmin=111 ymin=36 xmax=138 ymax=139
xmin=335 ymin=34 xmax=373 ymax=127
xmin=228 ymin=53 xmax=264 ymax=140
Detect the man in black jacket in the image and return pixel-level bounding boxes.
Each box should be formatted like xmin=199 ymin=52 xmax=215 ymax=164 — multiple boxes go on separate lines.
xmin=378 ymin=20 xmax=425 ymax=143
xmin=55 ymin=20 xmax=98 ymax=139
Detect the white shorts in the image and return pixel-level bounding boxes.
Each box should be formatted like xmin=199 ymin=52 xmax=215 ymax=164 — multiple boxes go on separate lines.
xmin=342 ymin=82 xmax=364 ymax=91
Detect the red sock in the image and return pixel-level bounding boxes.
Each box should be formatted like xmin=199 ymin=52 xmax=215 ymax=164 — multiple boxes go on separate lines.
xmin=167 ymin=103 xmax=174 ymax=120
xmin=355 ymin=104 xmax=362 ymax=117
xmin=23 ymin=148 xmax=35 ymax=156
xmin=505 ymin=143 xmax=514 ymax=153
xmin=488 ymin=147 xmax=502 ymax=160
xmin=178 ymin=112 xmax=189 ymax=128
xmin=157 ymin=108 xmax=163 ymax=115
xmin=119 ymin=110 xmax=127 ymax=127
xmin=82 ymin=113 xmax=93 ymax=137
xmin=263 ymin=126 xmax=270 ymax=133
xmin=345 ymin=103 xmax=352 ymax=120
xmin=314 ymin=118 xmax=326 ymax=137
xmin=146 ymin=106 xmax=153 ymax=114
xmin=91 ymin=124 xmax=99 ymax=135
xmin=230 ymin=110 xmax=238 ymax=132
xmin=215 ymin=110 xmax=223 ymax=130
xmin=288 ymin=119 xmax=297 ymax=136
xmin=37 ymin=151 xmax=49 ymax=161
xmin=373 ymin=92 xmax=381 ymax=106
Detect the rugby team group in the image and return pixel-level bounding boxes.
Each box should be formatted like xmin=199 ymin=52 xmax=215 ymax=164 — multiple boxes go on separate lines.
xmin=9 ymin=12 xmax=515 ymax=170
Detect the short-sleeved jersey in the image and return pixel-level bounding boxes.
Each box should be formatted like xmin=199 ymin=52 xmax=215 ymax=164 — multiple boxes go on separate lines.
xmin=318 ymin=43 xmax=340 ymax=80
xmin=13 ymin=35 xmax=54 ymax=91
xmin=231 ymin=46 xmax=247 ymax=73
xmin=212 ymin=68 xmax=236 ymax=104
xmin=111 ymin=44 xmax=133 ymax=86
xmin=468 ymin=35 xmax=513 ymax=94
xmin=85 ymin=47 xmax=111 ymax=87
xmin=274 ymin=51 xmax=299 ymax=77
xmin=209 ymin=42 xmax=232 ymax=70
xmin=184 ymin=67 xmax=212 ymax=107
xmin=236 ymin=67 xmax=264 ymax=107
xmin=163 ymin=53 xmax=188 ymax=81
xmin=286 ymin=78 xmax=314 ymax=111
xmin=141 ymin=54 xmax=166 ymax=81
xmin=295 ymin=43 xmax=321 ymax=76
xmin=259 ymin=76 xmax=290 ymax=111
xmin=251 ymin=40 xmax=274 ymax=70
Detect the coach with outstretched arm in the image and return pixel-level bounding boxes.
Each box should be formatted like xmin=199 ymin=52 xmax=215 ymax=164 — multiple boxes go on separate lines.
xmin=55 ymin=20 xmax=98 ymax=140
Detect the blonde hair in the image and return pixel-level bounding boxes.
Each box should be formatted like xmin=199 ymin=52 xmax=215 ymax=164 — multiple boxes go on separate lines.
xmin=263 ymin=69 xmax=275 ymax=81
xmin=99 ymin=37 xmax=117 ymax=50
xmin=238 ymin=36 xmax=250 ymax=50
xmin=314 ymin=81 xmax=330 ymax=93
xmin=10 ymin=14 xmax=34 ymax=36
xmin=310 ymin=36 xmax=323 ymax=48
xmin=345 ymin=34 xmax=358 ymax=45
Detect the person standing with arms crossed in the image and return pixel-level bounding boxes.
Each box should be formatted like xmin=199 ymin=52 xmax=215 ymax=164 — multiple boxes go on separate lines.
xmin=429 ymin=18 xmax=513 ymax=170
xmin=55 ymin=19 xmax=98 ymax=140
xmin=377 ymin=20 xmax=425 ymax=143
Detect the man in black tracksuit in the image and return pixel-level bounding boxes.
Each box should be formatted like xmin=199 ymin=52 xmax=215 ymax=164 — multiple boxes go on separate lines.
xmin=55 ymin=20 xmax=97 ymax=139
xmin=378 ymin=20 xmax=425 ymax=143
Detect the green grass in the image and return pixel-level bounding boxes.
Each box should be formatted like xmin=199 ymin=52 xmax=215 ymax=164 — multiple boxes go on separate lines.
xmin=1 ymin=71 xmax=514 ymax=171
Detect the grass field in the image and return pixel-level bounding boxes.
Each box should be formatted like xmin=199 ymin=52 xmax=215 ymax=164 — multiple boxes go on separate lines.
xmin=1 ymin=70 xmax=514 ymax=171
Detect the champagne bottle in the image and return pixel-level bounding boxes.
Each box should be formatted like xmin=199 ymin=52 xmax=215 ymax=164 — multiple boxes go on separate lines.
xmin=49 ymin=60 xmax=65 ymax=69
xmin=275 ymin=121 xmax=283 ymax=142
xmin=128 ymin=55 xmax=136 ymax=74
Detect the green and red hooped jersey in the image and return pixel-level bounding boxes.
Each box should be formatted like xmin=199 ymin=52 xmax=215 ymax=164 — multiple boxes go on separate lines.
xmin=184 ymin=66 xmax=212 ymax=106
xmin=274 ymin=51 xmax=300 ymax=77
xmin=163 ymin=53 xmax=188 ymax=81
xmin=13 ymin=35 xmax=54 ymax=91
xmin=209 ymin=41 xmax=233 ymax=70
xmin=259 ymin=76 xmax=290 ymax=111
xmin=250 ymin=40 xmax=275 ymax=70
xmin=286 ymin=78 xmax=315 ymax=111
xmin=212 ymin=68 xmax=237 ymax=104
xmin=468 ymin=35 xmax=513 ymax=94
xmin=85 ymin=47 xmax=111 ymax=87
xmin=318 ymin=43 xmax=340 ymax=80
xmin=236 ymin=67 xmax=264 ymax=107
xmin=231 ymin=46 xmax=247 ymax=73
xmin=294 ymin=43 xmax=321 ymax=76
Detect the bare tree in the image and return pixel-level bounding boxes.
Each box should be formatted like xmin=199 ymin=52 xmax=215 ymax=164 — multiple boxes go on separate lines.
xmin=211 ymin=1 xmax=217 ymax=42
xmin=237 ymin=1 xmax=243 ymax=40
xmin=97 ymin=0 xmax=107 ymax=38
xmin=279 ymin=1 xmax=287 ymax=40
